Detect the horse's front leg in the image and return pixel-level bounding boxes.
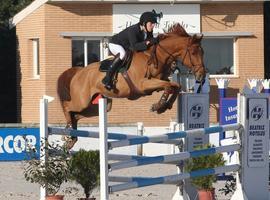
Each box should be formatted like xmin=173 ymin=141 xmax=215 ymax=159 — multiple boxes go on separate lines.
xmin=150 ymin=86 xmax=174 ymax=114
xmin=140 ymin=78 xmax=180 ymax=114
xmin=166 ymin=85 xmax=181 ymax=110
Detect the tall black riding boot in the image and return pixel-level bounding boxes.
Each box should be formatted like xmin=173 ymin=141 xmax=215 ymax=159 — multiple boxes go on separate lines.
xmin=102 ymin=55 xmax=122 ymax=90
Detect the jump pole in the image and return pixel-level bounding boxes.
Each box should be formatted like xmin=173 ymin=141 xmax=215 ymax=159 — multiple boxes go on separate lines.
xmin=39 ymin=98 xmax=48 ymax=200
xmin=99 ymin=98 xmax=109 ymax=200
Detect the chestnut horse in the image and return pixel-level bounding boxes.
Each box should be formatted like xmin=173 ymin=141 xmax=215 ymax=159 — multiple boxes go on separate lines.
xmin=57 ymin=23 xmax=206 ymax=148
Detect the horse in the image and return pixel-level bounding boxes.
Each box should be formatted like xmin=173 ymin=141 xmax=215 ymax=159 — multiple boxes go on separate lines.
xmin=57 ymin=23 xmax=206 ymax=149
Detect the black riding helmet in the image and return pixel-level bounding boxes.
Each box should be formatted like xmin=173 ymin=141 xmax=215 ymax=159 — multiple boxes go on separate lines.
xmin=139 ymin=11 xmax=158 ymax=25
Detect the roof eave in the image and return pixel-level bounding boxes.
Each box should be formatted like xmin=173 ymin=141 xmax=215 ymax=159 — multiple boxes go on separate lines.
xmin=9 ymin=0 xmax=49 ymax=29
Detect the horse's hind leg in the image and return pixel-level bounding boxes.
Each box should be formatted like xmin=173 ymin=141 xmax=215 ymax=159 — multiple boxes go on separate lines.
xmin=62 ymin=109 xmax=78 ymax=150
xmin=66 ymin=112 xmax=78 ymax=149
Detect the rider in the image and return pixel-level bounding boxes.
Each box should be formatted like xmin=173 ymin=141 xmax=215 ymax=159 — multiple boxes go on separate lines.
xmin=102 ymin=10 xmax=161 ymax=90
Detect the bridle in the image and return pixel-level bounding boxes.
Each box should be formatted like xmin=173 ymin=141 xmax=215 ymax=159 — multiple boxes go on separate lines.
xmin=149 ymin=38 xmax=205 ymax=92
xmin=151 ymin=38 xmax=204 ymax=76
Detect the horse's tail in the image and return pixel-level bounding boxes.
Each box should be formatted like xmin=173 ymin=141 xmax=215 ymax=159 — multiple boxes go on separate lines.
xmin=57 ymin=67 xmax=81 ymax=103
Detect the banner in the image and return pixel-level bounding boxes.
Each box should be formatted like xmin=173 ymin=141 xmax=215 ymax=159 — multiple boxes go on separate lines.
xmin=113 ymin=4 xmax=200 ymax=34
xmin=220 ymin=98 xmax=237 ymax=125
xmin=0 ymin=128 xmax=40 ymax=161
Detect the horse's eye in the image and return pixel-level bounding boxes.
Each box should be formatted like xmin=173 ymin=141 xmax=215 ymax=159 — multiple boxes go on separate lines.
xmin=191 ymin=50 xmax=197 ymax=55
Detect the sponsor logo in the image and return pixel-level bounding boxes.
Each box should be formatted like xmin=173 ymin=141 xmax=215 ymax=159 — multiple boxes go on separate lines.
xmin=190 ymin=104 xmax=203 ymax=119
xmin=251 ymin=105 xmax=263 ymax=121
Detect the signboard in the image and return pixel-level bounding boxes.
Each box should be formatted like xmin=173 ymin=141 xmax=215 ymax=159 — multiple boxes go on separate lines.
xmin=179 ymin=93 xmax=209 ymax=150
xmin=113 ymin=4 xmax=200 ymax=34
xmin=186 ymin=95 xmax=209 ymax=149
xmin=247 ymin=98 xmax=268 ymax=167
xmin=220 ymin=98 xmax=238 ymax=125
xmin=241 ymin=94 xmax=269 ymax=200
xmin=0 ymin=128 xmax=40 ymax=161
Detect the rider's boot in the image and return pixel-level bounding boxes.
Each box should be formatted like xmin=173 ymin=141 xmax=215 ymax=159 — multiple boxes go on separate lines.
xmin=102 ymin=54 xmax=122 ymax=90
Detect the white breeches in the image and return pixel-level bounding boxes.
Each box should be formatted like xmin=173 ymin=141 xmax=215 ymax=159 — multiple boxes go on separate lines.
xmin=108 ymin=43 xmax=126 ymax=60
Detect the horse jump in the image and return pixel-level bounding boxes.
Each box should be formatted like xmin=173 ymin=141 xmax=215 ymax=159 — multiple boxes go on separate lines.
xmin=40 ymin=92 xmax=269 ymax=200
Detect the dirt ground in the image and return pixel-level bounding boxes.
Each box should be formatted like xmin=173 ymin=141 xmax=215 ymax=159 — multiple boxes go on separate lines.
xmin=0 ymin=162 xmax=231 ymax=200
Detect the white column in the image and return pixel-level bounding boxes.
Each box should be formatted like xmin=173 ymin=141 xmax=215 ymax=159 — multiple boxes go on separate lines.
xmin=99 ymin=98 xmax=109 ymax=200
xmin=137 ymin=122 xmax=144 ymax=156
xmin=39 ymin=99 xmax=48 ymax=200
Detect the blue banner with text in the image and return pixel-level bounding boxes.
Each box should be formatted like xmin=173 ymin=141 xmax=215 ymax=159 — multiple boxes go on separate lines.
xmin=0 ymin=128 xmax=40 ymax=161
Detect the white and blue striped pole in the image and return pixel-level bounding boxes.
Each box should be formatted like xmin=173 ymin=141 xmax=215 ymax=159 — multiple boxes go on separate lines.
xmin=247 ymin=79 xmax=262 ymax=93
xmin=109 ymin=123 xmax=241 ymax=149
xmin=262 ymin=79 xmax=270 ymax=94
xmin=215 ymin=78 xmax=230 ymax=99
xmin=48 ymin=127 xmax=180 ymax=145
xmin=109 ymin=144 xmax=240 ymax=171
xmin=109 ymin=164 xmax=240 ymax=193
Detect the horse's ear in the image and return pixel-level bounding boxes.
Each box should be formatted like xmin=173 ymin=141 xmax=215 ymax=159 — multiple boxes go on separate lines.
xmin=197 ymin=34 xmax=203 ymax=41
xmin=191 ymin=34 xmax=203 ymax=43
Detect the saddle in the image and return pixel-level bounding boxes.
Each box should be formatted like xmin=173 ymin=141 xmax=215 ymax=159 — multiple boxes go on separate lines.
xmin=99 ymin=51 xmax=142 ymax=99
xmin=99 ymin=50 xmax=133 ymax=73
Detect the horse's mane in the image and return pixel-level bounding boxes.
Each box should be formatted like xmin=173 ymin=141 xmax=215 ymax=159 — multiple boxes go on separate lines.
xmin=158 ymin=23 xmax=190 ymax=40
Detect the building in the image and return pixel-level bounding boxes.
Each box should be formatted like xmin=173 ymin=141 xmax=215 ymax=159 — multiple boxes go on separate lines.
xmin=10 ymin=0 xmax=269 ymax=126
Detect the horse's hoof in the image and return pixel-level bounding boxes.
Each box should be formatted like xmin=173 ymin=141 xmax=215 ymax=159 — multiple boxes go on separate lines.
xmin=61 ymin=135 xmax=69 ymax=141
xmin=150 ymin=103 xmax=159 ymax=112
xmin=156 ymin=104 xmax=168 ymax=114
xmin=167 ymin=104 xmax=173 ymax=110
xmin=62 ymin=136 xmax=78 ymax=150
xmin=157 ymin=108 xmax=166 ymax=114
xmin=64 ymin=139 xmax=77 ymax=150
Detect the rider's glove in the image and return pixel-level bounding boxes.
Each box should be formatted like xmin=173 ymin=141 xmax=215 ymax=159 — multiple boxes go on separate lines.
xmin=148 ymin=37 xmax=159 ymax=45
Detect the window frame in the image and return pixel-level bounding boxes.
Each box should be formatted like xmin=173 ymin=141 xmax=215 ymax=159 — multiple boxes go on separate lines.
xmin=202 ymin=36 xmax=238 ymax=78
xmin=32 ymin=38 xmax=40 ymax=79
xmin=72 ymin=37 xmax=109 ymax=67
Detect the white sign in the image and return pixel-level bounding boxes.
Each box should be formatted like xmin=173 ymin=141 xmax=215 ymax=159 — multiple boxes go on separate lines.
xmin=113 ymin=4 xmax=200 ymax=34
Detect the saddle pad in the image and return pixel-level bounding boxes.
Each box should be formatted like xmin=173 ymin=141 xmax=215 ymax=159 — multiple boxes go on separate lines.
xmin=99 ymin=51 xmax=133 ymax=72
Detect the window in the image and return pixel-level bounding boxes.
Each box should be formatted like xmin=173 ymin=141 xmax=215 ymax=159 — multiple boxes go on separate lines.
xmin=202 ymin=38 xmax=234 ymax=76
xmin=72 ymin=40 xmax=84 ymax=67
xmin=72 ymin=39 xmax=102 ymax=67
xmin=32 ymin=39 xmax=40 ymax=78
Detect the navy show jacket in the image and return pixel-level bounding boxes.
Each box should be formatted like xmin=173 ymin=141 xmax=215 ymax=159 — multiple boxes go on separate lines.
xmin=111 ymin=23 xmax=153 ymax=51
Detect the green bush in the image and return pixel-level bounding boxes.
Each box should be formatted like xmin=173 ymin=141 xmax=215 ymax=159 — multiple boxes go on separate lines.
xmin=68 ymin=149 xmax=100 ymax=198
xmin=23 ymin=140 xmax=70 ymax=195
xmin=185 ymin=144 xmax=225 ymax=190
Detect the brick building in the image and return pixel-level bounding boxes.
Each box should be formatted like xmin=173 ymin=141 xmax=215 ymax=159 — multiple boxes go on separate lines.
xmin=10 ymin=0 xmax=268 ymax=126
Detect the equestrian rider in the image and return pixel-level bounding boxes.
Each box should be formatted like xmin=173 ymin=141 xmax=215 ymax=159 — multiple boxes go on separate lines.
xmin=102 ymin=11 xmax=161 ymax=90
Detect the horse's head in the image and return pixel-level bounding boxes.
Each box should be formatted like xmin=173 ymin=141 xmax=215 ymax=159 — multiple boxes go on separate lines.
xmin=180 ymin=34 xmax=206 ymax=82
xmin=157 ymin=24 xmax=206 ymax=83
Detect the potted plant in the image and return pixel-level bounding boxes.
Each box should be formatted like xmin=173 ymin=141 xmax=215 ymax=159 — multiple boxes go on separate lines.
xmin=185 ymin=144 xmax=225 ymax=200
xmin=68 ymin=149 xmax=100 ymax=200
xmin=23 ymin=140 xmax=70 ymax=200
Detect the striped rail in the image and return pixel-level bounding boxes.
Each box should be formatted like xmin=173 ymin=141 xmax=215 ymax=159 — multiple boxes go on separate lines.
xmin=109 ymin=164 xmax=240 ymax=193
xmin=109 ymin=144 xmax=240 ymax=171
xmin=108 ymin=123 xmax=242 ymax=149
